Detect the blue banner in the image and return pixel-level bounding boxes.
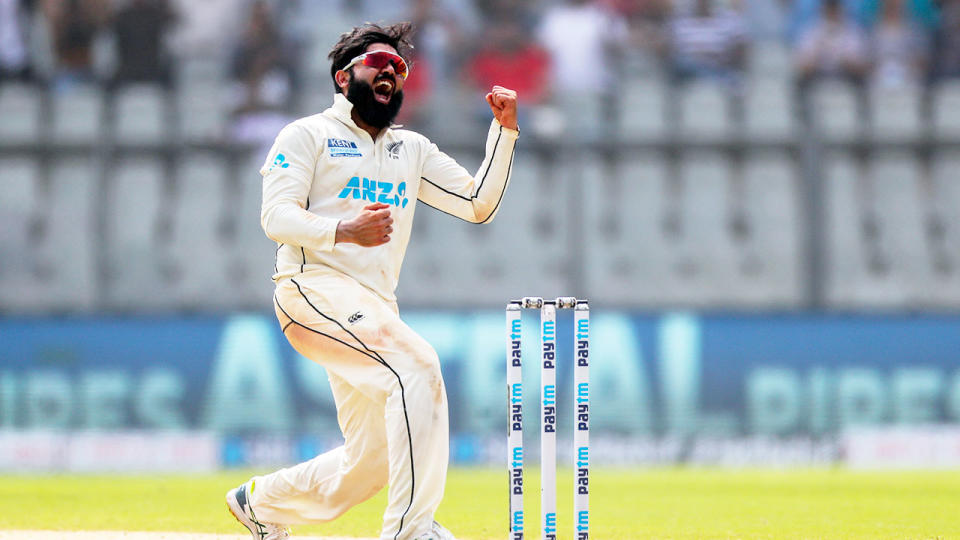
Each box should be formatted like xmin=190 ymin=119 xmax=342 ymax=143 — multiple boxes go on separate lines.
xmin=2 ymin=312 xmax=960 ymax=439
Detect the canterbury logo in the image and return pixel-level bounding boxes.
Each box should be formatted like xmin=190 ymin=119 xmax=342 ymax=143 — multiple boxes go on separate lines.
xmin=347 ymin=312 xmax=364 ymax=324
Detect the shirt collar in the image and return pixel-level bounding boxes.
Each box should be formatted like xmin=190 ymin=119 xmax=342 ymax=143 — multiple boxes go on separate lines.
xmin=329 ymin=93 xmax=356 ymax=124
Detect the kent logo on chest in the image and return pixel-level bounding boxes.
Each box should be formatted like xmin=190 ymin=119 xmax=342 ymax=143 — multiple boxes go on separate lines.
xmin=327 ymin=138 xmax=362 ymax=157
xmin=338 ymin=177 xmax=409 ymax=208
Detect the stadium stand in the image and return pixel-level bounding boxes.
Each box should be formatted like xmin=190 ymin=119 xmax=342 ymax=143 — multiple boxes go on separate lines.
xmin=103 ymin=156 xmax=167 ymax=311
xmin=2 ymin=0 xmax=959 ymax=312
xmin=0 ymin=82 xmax=42 ymax=143
xmin=677 ymin=81 xmax=732 ymax=139
xmin=868 ymin=84 xmax=923 ymax=141
xmin=0 ymin=157 xmax=40 ymax=311
xmin=112 ymin=83 xmax=171 ymax=145
xmin=743 ymin=77 xmax=795 ymax=140
xmin=619 ymin=74 xmax=667 ymax=140
xmin=582 ymin=152 xmax=671 ymax=306
xmin=48 ymin=84 xmax=104 ymax=144
xmin=932 ymin=80 xmax=960 ymax=139
xmin=808 ymin=79 xmax=862 ymax=142
xmin=739 ymin=152 xmax=803 ymax=306
xmin=166 ymin=152 xmax=234 ymax=311
xmin=37 ymin=158 xmax=99 ymax=312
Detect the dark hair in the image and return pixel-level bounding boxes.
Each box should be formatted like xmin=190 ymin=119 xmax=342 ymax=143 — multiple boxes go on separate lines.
xmin=328 ymin=22 xmax=415 ymax=93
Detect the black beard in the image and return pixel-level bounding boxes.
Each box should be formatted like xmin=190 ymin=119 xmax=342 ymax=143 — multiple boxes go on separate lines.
xmin=345 ymin=77 xmax=403 ymax=129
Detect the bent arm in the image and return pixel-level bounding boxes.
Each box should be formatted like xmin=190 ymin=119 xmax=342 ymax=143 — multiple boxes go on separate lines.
xmin=260 ymin=124 xmax=340 ymax=251
xmin=417 ymin=120 xmax=519 ymax=224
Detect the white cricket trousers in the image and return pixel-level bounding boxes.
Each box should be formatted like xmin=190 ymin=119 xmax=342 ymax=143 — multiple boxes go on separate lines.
xmin=250 ymin=269 xmax=450 ymax=540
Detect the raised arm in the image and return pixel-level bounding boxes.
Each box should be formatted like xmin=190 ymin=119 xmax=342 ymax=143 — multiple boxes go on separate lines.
xmin=417 ymin=86 xmax=519 ymax=224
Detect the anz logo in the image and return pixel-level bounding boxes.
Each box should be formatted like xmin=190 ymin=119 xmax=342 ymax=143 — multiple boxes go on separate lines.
xmin=338 ymin=176 xmax=409 ymax=208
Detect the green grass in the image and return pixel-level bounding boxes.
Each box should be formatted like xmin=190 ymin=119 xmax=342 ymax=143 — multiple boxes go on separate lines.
xmin=1 ymin=467 xmax=958 ymax=539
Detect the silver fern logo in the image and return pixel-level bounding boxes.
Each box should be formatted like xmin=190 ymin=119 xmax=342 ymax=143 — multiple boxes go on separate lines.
xmin=386 ymin=141 xmax=403 ymax=160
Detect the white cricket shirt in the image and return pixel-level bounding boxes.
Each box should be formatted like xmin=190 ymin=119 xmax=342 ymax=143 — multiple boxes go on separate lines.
xmin=260 ymin=93 xmax=519 ymax=302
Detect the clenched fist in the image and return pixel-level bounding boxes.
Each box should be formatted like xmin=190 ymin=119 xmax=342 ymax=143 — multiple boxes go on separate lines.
xmin=486 ymin=86 xmax=518 ymax=130
xmin=336 ymin=202 xmax=394 ymax=247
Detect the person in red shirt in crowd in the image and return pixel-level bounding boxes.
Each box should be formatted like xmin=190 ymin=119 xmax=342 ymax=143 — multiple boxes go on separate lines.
xmin=466 ymin=18 xmax=551 ymax=107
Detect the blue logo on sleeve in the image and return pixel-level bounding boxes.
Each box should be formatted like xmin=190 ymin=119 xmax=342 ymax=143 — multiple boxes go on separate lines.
xmin=337 ymin=176 xmax=408 ymax=208
xmin=269 ymin=153 xmax=291 ymax=171
xmin=327 ymin=138 xmax=362 ymax=157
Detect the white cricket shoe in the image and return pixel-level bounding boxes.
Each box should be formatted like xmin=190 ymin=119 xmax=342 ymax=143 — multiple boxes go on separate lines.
xmin=226 ymin=480 xmax=291 ymax=540
xmin=414 ymin=521 xmax=457 ymax=540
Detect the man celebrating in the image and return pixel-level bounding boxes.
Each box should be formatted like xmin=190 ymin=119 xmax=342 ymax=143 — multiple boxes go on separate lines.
xmin=225 ymin=22 xmax=518 ymax=540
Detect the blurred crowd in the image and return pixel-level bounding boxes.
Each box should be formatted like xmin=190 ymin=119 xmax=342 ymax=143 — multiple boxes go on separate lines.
xmin=0 ymin=0 xmax=959 ymax=136
xmin=2 ymin=0 xmax=958 ymax=313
